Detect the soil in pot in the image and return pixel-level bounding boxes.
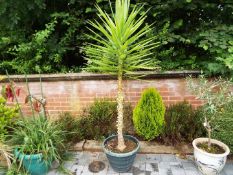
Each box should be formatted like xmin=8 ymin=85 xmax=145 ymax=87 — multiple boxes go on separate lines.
xmin=105 ymin=137 xmax=137 ymax=153
xmin=197 ymin=142 xmax=225 ymax=154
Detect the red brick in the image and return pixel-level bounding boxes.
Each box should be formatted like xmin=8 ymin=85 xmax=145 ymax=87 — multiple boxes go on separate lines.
xmin=46 ymin=102 xmax=60 ymax=107
xmin=130 ymin=96 xmax=140 ymax=102
xmin=160 ymin=91 xmax=173 ymax=96
xmin=169 ymin=96 xmax=183 ymax=100
xmin=162 ymin=96 xmax=169 ymax=100
xmin=188 ymin=100 xmax=204 ymax=105
xmin=184 ymin=96 xmax=197 ymax=100
xmin=157 ymin=87 xmax=169 ymax=92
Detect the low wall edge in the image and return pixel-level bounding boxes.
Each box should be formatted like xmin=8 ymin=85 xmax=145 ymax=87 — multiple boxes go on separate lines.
xmin=0 ymin=70 xmax=201 ymax=82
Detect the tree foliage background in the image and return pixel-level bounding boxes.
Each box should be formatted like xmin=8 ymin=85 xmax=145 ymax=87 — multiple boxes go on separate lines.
xmin=0 ymin=0 xmax=232 ymax=75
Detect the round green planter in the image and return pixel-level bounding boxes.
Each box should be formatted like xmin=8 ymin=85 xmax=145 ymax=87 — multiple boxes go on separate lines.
xmin=14 ymin=149 xmax=51 ymax=175
xmin=103 ymin=135 xmax=140 ymax=173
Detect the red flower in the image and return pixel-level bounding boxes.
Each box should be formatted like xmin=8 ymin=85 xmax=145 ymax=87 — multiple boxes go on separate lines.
xmin=16 ymin=88 xmax=21 ymax=96
xmin=5 ymin=84 xmax=14 ymax=101
xmin=2 ymin=84 xmax=21 ymax=101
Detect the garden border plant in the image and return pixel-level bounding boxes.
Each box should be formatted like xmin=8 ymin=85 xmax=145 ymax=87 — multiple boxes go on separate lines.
xmin=1 ymin=73 xmax=68 ymax=175
xmin=187 ymin=75 xmax=232 ymax=175
xmin=84 ymin=0 xmax=159 ymax=172
xmin=162 ymin=101 xmax=205 ymax=145
xmin=133 ymin=88 xmax=165 ymax=141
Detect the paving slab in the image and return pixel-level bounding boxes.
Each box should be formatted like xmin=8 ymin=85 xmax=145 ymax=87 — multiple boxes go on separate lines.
xmin=159 ymin=154 xmax=176 ymax=162
xmin=45 ymin=151 xmax=233 ymax=175
xmin=223 ymin=163 xmax=233 ymax=175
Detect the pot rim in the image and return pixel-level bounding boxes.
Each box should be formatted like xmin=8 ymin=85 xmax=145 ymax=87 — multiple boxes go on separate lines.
xmin=103 ymin=135 xmax=140 ymax=157
xmin=192 ymin=137 xmax=230 ymax=157
xmin=14 ymin=148 xmax=43 ymax=160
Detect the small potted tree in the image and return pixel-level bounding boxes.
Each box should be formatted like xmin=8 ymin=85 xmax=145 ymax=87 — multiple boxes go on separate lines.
xmin=187 ymin=75 xmax=232 ymax=175
xmin=84 ymin=0 xmax=159 ymax=172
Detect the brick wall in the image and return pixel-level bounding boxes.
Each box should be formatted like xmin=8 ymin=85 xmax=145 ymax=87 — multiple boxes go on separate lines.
xmin=0 ymin=71 xmax=203 ymax=118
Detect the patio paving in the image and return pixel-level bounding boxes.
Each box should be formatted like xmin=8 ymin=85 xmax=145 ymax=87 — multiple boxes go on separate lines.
xmin=48 ymin=152 xmax=233 ymax=175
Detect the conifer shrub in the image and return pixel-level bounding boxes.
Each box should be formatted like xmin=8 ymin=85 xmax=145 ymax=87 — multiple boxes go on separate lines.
xmin=133 ymin=88 xmax=165 ymax=140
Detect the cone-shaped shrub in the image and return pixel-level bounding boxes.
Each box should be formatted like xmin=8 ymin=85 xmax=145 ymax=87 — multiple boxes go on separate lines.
xmin=133 ymin=88 xmax=165 ymax=140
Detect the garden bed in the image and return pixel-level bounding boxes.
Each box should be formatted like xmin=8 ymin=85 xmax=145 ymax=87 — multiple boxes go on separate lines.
xmin=71 ymin=140 xmax=193 ymax=154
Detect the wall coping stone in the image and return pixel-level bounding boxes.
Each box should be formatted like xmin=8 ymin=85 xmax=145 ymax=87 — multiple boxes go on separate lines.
xmin=0 ymin=70 xmax=201 ymax=82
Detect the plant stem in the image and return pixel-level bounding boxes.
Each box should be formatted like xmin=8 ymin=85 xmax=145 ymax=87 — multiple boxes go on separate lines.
xmin=39 ymin=73 xmax=46 ymax=118
xmin=117 ymin=71 xmax=126 ymax=151
xmin=208 ymin=128 xmax=211 ymax=150
xmin=25 ymin=74 xmax=35 ymax=118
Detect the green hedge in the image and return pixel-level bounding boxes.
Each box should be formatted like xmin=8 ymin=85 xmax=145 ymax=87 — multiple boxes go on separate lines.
xmin=162 ymin=101 xmax=205 ymax=144
xmin=212 ymin=101 xmax=233 ymax=152
xmin=56 ymin=99 xmax=134 ymax=142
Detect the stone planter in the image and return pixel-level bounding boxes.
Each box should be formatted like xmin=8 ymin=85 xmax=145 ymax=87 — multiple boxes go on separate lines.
xmin=103 ymin=135 xmax=140 ymax=173
xmin=193 ymin=138 xmax=230 ymax=175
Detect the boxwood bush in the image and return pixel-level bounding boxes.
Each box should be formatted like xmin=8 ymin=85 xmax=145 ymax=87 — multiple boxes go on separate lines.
xmin=80 ymin=100 xmax=134 ymax=140
xmin=133 ymin=88 xmax=165 ymax=140
xmin=56 ymin=99 xmax=134 ymax=142
xmin=162 ymin=101 xmax=205 ymax=145
xmin=55 ymin=112 xmax=83 ymax=143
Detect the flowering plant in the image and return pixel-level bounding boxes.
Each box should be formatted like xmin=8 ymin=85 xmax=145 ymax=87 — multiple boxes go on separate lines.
xmin=1 ymin=73 xmax=46 ymax=117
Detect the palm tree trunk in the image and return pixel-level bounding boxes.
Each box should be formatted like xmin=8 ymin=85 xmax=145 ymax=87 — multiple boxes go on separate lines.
xmin=117 ymin=72 xmax=126 ymax=151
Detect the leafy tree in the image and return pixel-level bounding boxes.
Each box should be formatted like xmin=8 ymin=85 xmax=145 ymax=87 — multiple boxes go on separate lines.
xmin=187 ymin=75 xmax=233 ymax=150
xmin=0 ymin=0 xmax=233 ymax=75
xmin=137 ymin=0 xmax=233 ymax=74
xmin=84 ymin=0 xmax=159 ymax=151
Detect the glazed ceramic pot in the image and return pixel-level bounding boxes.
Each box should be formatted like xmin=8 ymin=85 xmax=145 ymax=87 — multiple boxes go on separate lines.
xmin=103 ymin=135 xmax=140 ymax=173
xmin=193 ymin=138 xmax=230 ymax=175
xmin=15 ymin=149 xmax=51 ymax=175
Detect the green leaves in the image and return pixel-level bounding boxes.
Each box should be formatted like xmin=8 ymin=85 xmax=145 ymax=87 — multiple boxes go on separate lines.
xmin=0 ymin=97 xmax=18 ymax=139
xmin=11 ymin=116 xmax=66 ymax=163
xmin=203 ymin=45 xmax=208 ymax=51
xmin=133 ymin=88 xmax=165 ymax=140
xmin=0 ymin=0 xmax=233 ymax=74
xmin=84 ymin=0 xmax=159 ymax=76
xmin=173 ymin=19 xmax=183 ymax=29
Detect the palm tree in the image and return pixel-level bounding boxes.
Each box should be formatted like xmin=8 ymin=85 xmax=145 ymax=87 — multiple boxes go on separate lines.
xmin=84 ymin=0 xmax=159 ymax=151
